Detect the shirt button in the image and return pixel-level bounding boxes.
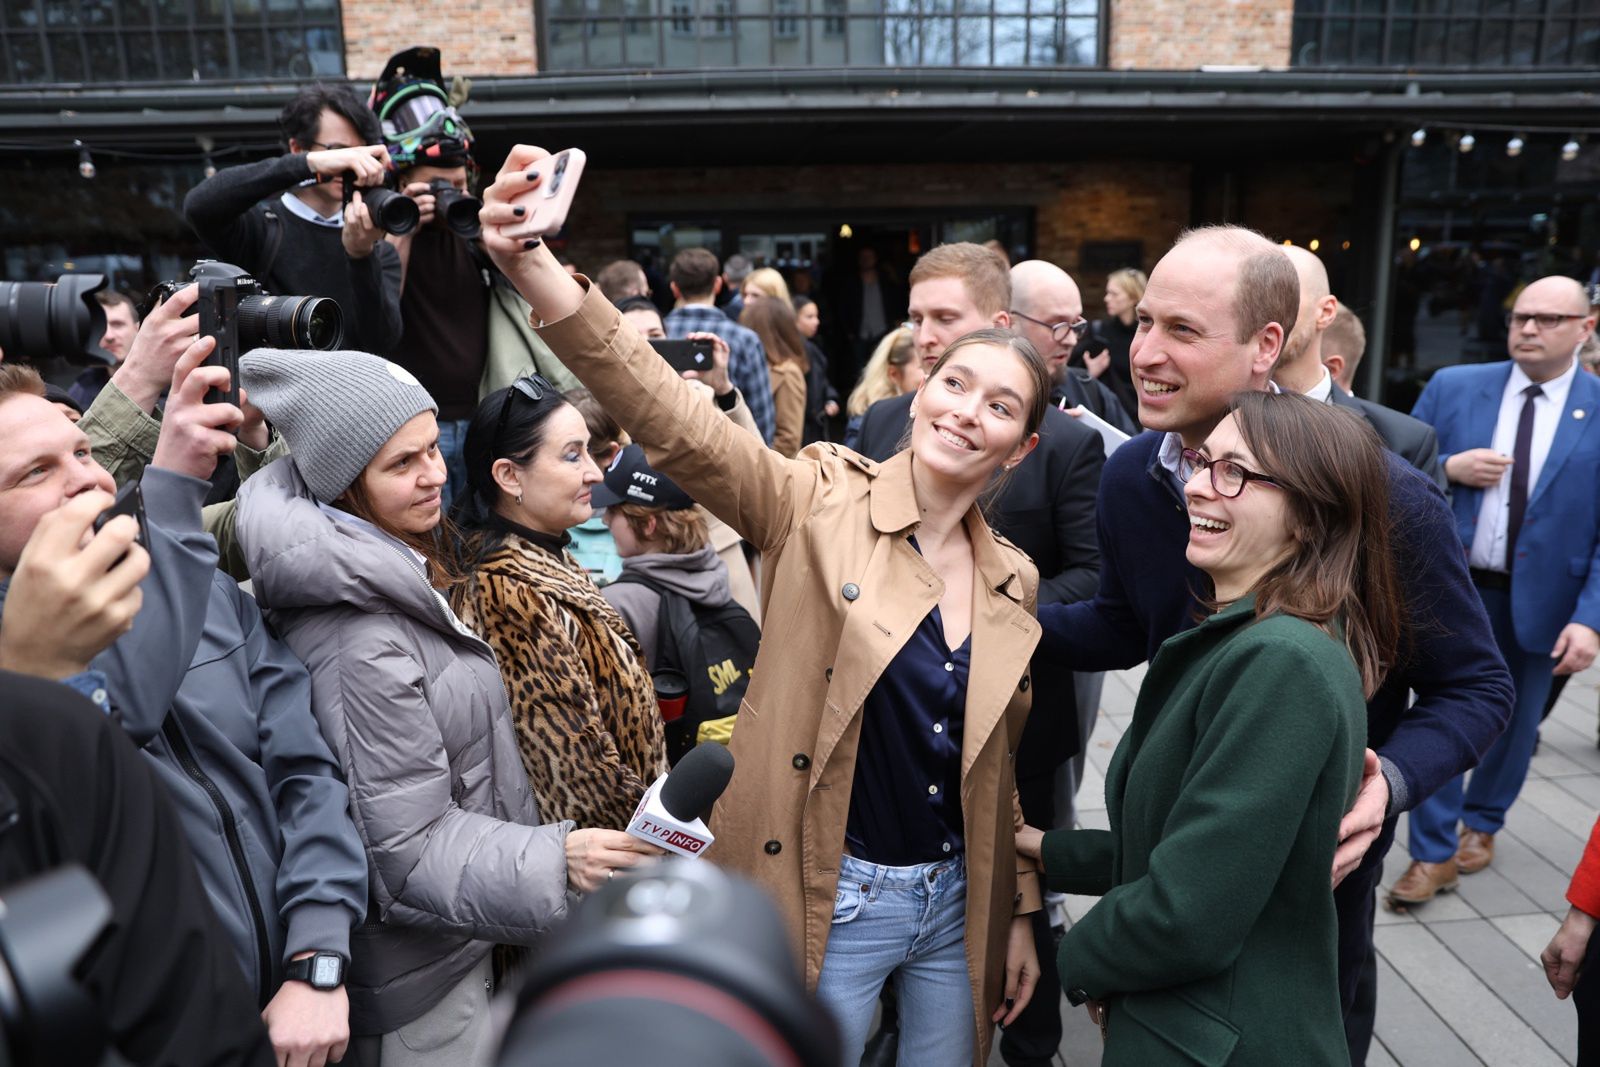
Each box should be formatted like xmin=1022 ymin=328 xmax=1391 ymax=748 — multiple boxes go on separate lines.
xmin=928 ymin=784 xmax=939 ymax=795
xmin=933 ymin=723 xmax=943 ymax=734
xmin=944 ymin=662 xmax=954 ymax=672
xmin=841 ymin=582 xmax=860 ymax=601
xmin=91 ymin=688 xmax=107 ymax=705
xmin=764 ymin=840 xmax=782 ymax=855
xmin=942 ymin=842 xmax=953 ymax=853
xmin=792 ymin=753 xmax=811 ymax=770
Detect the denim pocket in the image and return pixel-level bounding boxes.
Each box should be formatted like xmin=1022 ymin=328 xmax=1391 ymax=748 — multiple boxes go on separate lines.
xmin=832 ymin=879 xmax=867 ymax=925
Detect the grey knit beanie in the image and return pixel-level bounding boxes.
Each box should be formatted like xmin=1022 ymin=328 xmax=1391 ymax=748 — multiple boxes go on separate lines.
xmin=240 ymin=348 xmax=438 ymax=503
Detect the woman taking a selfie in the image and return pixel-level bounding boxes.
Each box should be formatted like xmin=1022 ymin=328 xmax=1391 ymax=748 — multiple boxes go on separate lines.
xmin=479 ymin=144 xmax=1047 ymax=1067
xmin=235 ymin=349 xmax=657 ymax=1067
xmin=1019 ymin=392 xmax=1400 ymax=1065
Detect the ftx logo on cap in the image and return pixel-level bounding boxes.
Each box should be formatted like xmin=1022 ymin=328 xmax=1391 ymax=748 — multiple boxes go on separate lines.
xmin=589 ymin=443 xmax=695 ymax=511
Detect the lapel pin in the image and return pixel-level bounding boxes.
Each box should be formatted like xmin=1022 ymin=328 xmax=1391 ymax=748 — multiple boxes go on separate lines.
xmin=1576 ymin=410 xmax=1587 ymax=420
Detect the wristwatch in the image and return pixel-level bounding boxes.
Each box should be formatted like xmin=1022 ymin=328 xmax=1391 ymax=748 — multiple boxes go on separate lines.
xmin=283 ymin=951 xmax=346 ymax=991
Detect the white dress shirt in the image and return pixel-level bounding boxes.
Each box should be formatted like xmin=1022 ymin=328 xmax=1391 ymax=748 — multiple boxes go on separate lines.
xmin=1305 ymin=366 xmax=1336 ymax=404
xmin=1468 ymin=358 xmax=1580 ymax=572
xmin=279 ymin=190 xmax=344 ymax=228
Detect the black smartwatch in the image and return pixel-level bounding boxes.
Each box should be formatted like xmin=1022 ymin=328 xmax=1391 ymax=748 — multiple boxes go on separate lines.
xmin=284 ymin=951 xmax=346 ymax=991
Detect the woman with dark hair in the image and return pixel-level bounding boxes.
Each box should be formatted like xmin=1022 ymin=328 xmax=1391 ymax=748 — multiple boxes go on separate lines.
xmin=449 ymin=376 xmax=667 ymax=832
xmin=1018 ymin=391 xmax=1402 ymax=1065
xmin=740 ymin=296 xmax=810 ymax=458
xmin=478 ymin=144 xmax=1056 ymax=1067
xmin=234 ymin=349 xmax=656 ymax=1067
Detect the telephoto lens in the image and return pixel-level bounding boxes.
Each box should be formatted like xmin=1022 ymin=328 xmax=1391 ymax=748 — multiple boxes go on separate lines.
xmin=0 ymin=274 xmax=114 ymax=365
xmin=360 ymin=186 xmax=422 ymax=236
xmin=429 ymin=178 xmax=483 ymax=239
xmin=236 ymin=294 xmax=343 ymax=351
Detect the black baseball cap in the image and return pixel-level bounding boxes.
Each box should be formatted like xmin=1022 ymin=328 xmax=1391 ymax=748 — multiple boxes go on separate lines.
xmin=590 ymin=443 xmax=695 ymax=511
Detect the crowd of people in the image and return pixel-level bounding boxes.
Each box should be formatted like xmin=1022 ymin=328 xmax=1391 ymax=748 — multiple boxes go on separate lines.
xmin=5 ymin=49 xmax=1600 ymax=1067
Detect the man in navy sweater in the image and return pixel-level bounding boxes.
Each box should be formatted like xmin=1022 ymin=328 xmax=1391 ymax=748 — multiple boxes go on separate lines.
xmin=1037 ymin=225 xmax=1512 ymax=1065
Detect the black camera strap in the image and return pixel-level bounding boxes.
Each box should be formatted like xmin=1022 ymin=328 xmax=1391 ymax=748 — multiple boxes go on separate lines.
xmin=259 ymin=208 xmax=284 ymax=285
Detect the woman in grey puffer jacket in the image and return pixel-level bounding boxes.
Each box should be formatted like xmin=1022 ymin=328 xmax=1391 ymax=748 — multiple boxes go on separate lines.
xmin=235 ymin=348 xmax=658 ymax=1067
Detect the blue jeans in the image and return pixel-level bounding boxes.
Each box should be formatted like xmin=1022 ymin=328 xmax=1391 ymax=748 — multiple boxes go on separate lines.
xmin=1409 ymin=584 xmax=1556 ymax=862
xmin=436 ymin=418 xmax=470 ymax=515
xmin=815 ymin=854 xmax=973 ymax=1067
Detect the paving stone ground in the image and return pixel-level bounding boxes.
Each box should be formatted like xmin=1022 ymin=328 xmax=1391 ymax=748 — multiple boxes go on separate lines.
xmin=986 ymin=663 xmax=1596 ymax=1066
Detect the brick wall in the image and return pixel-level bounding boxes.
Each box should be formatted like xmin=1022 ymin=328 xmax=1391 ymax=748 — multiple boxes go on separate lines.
xmin=1109 ymin=0 xmax=1294 ymax=71
xmin=342 ymin=0 xmax=538 ymax=80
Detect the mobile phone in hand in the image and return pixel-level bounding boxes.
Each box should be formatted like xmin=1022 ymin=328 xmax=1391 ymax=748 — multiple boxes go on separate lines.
xmin=93 ymin=481 xmax=149 ymax=564
xmin=650 ymin=339 xmax=714 ymax=375
xmin=497 ymin=148 xmax=587 ymax=241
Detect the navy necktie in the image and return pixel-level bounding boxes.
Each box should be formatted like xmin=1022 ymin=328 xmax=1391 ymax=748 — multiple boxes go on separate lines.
xmin=1505 ymin=383 xmax=1543 ymax=568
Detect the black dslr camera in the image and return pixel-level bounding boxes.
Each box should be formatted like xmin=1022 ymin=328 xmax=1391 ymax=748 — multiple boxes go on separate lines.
xmin=150 ymin=261 xmax=343 ymax=409
xmin=429 ymin=178 xmax=482 ymax=239
xmin=0 ymin=273 xmax=115 ymax=365
xmin=343 ymin=175 xmax=421 ymax=236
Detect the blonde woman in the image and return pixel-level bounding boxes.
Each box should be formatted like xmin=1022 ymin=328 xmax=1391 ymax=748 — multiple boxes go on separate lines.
xmin=741 ymin=266 xmax=792 ymax=305
xmin=1077 ymin=266 xmax=1145 ymax=419
xmin=845 ymin=326 xmax=921 ymax=449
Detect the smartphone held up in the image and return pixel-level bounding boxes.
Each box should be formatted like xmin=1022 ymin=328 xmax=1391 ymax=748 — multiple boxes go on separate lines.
xmin=497 ymin=148 xmax=586 ymax=241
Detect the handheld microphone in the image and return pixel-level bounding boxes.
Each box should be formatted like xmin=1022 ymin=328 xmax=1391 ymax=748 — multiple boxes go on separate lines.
xmin=626 ymin=743 xmax=735 ymax=858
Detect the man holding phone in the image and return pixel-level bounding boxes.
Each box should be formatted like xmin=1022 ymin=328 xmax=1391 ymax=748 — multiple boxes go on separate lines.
xmin=663 ymin=248 xmax=777 ymax=445
xmin=0 ymin=344 xmax=369 ymax=1067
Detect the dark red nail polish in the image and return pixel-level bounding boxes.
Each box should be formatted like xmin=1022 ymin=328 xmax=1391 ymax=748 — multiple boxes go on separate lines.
xmin=512 ymin=205 xmax=526 ymax=216
xmin=526 ymin=170 xmax=540 ymax=181
xmin=523 ymin=238 xmax=540 ymax=250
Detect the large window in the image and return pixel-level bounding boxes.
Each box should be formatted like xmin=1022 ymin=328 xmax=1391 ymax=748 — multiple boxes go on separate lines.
xmin=1 ymin=0 xmax=344 ymax=84
xmin=1292 ymin=0 xmax=1600 ymax=69
xmin=542 ymin=0 xmax=1102 ymax=70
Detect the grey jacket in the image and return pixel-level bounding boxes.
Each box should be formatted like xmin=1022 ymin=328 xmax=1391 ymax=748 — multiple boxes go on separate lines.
xmin=236 ymin=459 xmax=573 ymax=1034
xmin=0 ymin=469 xmax=368 ymax=1004
xmin=602 ymin=545 xmax=733 ymax=670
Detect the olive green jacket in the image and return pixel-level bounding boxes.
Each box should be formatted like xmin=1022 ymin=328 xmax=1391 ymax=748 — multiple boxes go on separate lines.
xmin=1043 ymin=598 xmax=1364 ymax=1066
xmin=78 ymin=380 xmax=286 ymax=579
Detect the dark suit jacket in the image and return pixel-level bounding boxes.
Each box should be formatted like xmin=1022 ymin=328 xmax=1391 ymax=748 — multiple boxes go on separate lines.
xmin=853 ymin=391 xmax=1104 ymax=776
xmin=1057 ymin=371 xmax=1140 ymax=437
xmin=1331 ymin=388 xmax=1446 ymax=491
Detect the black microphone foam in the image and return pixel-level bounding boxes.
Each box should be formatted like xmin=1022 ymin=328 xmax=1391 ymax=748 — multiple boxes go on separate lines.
xmin=659 ymin=743 xmax=735 ymax=821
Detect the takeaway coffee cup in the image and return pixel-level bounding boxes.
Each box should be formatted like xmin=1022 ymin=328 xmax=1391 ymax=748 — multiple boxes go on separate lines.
xmin=653 ymin=669 xmax=690 ymax=723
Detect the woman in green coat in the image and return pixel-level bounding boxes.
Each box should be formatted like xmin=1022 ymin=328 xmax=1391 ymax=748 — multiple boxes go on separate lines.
xmin=1019 ymin=392 xmax=1403 ymax=1065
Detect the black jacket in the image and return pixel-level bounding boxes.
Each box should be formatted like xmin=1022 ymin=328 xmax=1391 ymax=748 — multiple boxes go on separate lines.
xmin=1331 ymin=387 xmax=1448 ymax=491
xmin=1053 ymin=370 xmax=1140 ymax=437
xmin=852 ymin=392 xmax=1104 ymax=775
xmin=0 ymin=672 xmax=274 ymax=1067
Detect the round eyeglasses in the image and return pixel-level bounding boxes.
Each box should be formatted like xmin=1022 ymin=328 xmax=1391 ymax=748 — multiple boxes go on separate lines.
xmin=1009 ymin=310 xmax=1091 ymax=346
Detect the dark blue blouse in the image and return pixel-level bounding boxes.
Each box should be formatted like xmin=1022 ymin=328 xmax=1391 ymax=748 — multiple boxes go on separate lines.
xmin=843 ymin=595 xmax=969 ymax=868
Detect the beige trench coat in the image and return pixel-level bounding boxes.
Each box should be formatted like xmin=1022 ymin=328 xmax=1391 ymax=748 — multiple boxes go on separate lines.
xmin=538 ymin=283 xmax=1044 ymax=1061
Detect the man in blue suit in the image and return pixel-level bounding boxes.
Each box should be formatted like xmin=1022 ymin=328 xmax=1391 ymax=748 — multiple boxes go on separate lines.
xmin=1393 ymin=275 xmax=1600 ymax=904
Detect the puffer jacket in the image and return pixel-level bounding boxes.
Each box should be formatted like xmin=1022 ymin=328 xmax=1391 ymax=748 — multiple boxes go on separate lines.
xmin=236 ymin=458 xmax=573 ymax=1035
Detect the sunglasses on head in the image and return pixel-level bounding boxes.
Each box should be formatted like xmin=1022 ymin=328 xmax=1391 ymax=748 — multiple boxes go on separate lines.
xmin=493 ymin=374 xmax=555 ymax=454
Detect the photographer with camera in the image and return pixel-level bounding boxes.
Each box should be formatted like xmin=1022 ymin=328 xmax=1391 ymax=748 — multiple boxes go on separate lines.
xmin=0 ymin=340 xmax=369 ymax=1067
xmin=66 ymin=288 xmax=140 ymax=410
xmin=183 ymin=83 xmax=403 ymax=355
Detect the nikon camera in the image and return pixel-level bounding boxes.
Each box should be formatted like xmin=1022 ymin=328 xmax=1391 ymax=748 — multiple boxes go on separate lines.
xmin=151 ymin=261 xmax=343 ymax=409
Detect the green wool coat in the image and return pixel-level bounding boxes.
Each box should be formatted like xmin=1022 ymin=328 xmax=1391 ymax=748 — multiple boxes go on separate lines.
xmin=1043 ymin=597 xmax=1364 ymax=1066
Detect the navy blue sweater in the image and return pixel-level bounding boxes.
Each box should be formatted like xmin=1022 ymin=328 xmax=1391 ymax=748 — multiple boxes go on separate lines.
xmin=1038 ymin=430 xmax=1512 ymax=813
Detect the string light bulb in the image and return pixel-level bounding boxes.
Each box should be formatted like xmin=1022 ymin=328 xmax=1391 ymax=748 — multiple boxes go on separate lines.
xmin=1309 ymin=239 xmax=1321 ymax=252
xmin=75 ymin=140 xmax=95 ymax=179
xmin=203 ymin=153 xmax=217 ymax=179
xmin=1563 ymin=137 xmax=1582 ymax=162
xmin=1505 ymin=135 xmax=1524 ymax=158
xmin=1457 ymin=133 xmax=1476 ymax=154
xmin=1410 ymin=128 xmax=1427 ymax=148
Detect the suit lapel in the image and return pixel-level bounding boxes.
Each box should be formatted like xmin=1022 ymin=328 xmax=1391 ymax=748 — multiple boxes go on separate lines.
xmin=1530 ymin=370 xmax=1600 ymax=510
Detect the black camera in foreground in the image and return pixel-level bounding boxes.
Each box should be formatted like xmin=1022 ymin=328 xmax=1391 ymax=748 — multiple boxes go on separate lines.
xmin=0 ymin=865 xmax=114 ymax=1067
xmin=497 ymin=859 xmax=839 ymax=1067
xmin=151 ymin=261 xmax=343 ymax=409
xmin=0 ymin=274 xmax=115 ymax=366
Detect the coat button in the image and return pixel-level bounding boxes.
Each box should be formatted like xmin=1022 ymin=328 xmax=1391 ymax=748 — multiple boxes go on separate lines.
xmin=1020 ymin=675 xmax=1030 ymax=692
xmin=841 ymin=582 xmax=860 ymax=601
xmin=764 ymin=840 xmax=782 ymax=855
xmin=793 ymin=753 xmax=811 ymax=770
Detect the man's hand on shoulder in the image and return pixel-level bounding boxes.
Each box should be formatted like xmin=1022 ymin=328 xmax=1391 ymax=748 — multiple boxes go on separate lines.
xmin=0 ymin=491 xmax=148 ymax=680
